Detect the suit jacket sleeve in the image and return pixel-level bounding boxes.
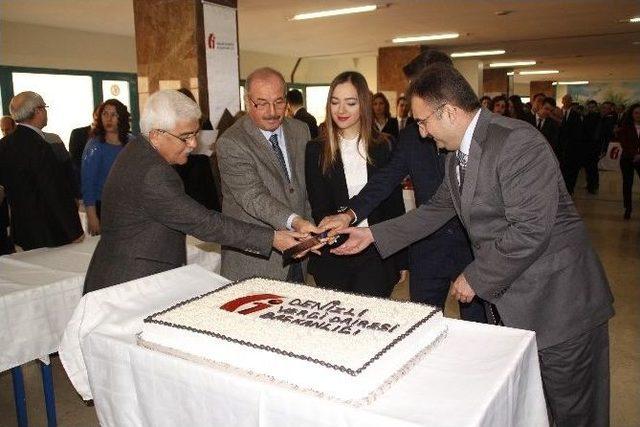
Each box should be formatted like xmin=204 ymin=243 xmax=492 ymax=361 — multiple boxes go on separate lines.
xmin=142 ymin=163 xmax=273 ymax=256
xmin=464 ymin=127 xmax=559 ymax=301
xmin=349 ymin=135 xmax=411 ymax=221
xmin=305 ymin=140 xmax=336 ymax=224
xmin=376 ymin=140 xmax=410 ymax=271
xmin=371 ymin=162 xmax=456 ymax=257
xmin=216 ymin=135 xmax=298 ymax=229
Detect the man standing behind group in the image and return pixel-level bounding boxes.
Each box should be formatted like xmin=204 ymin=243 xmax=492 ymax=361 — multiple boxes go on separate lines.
xmin=286 ymin=89 xmax=318 ymax=138
xmin=534 ymin=97 xmax=560 ymax=157
xmin=396 ymin=96 xmax=413 ymax=131
xmin=559 ymin=94 xmax=584 ymax=194
xmin=0 ymin=91 xmax=83 ymax=251
xmin=217 ymin=68 xmax=321 ymax=282
xmin=321 ymin=50 xmax=485 ymax=323
xmin=335 ymin=64 xmax=614 ymax=426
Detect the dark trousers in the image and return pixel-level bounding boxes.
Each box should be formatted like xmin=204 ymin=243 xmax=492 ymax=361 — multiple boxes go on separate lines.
xmin=311 ymin=246 xmax=398 ymax=298
xmin=538 ymin=322 xmax=610 ymax=427
xmin=620 ymin=156 xmax=640 ymax=211
xmin=0 ymin=199 xmax=15 ymax=255
xmin=584 ymin=153 xmax=600 ymax=193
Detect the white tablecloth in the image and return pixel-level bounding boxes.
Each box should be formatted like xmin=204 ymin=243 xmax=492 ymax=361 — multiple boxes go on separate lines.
xmin=60 ymin=265 xmax=548 ymax=427
xmin=0 ymin=237 xmax=220 ymax=373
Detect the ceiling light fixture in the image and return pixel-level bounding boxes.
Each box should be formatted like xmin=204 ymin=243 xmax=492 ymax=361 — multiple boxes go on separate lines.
xmin=451 ymin=49 xmax=506 ymax=58
xmin=553 ymin=81 xmax=589 ymax=85
xmin=392 ymin=33 xmax=459 ymax=44
xmin=291 ymin=5 xmax=377 ymax=21
xmin=630 ymin=17 xmax=640 ymax=23
xmin=519 ymin=70 xmax=560 ymax=75
xmin=489 ymin=60 xmax=536 ymax=68
xmin=506 ymin=71 xmax=515 ymax=76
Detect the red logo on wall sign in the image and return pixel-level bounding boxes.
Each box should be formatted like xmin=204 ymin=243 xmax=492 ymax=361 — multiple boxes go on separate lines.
xmin=220 ymin=294 xmax=284 ymax=315
xmin=610 ymin=146 xmax=620 ymax=160
xmin=208 ymin=33 xmax=216 ymax=49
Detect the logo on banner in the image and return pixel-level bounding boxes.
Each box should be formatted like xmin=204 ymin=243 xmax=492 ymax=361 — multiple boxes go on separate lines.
xmin=208 ymin=33 xmax=216 ymax=50
xmin=110 ymin=84 xmax=120 ymax=97
xmin=220 ymin=294 xmax=284 ymax=315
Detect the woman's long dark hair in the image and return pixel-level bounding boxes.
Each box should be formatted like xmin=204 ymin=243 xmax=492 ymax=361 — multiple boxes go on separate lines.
xmin=372 ymin=92 xmax=391 ymax=120
xmin=621 ymin=103 xmax=640 ymax=128
xmin=90 ymin=99 xmax=130 ymax=145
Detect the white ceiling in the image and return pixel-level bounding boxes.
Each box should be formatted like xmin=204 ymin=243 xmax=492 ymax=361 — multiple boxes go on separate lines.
xmin=2 ymin=0 xmax=639 ymax=82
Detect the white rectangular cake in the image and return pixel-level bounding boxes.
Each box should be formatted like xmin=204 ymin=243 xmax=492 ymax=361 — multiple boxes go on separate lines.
xmin=139 ymin=278 xmax=447 ymax=405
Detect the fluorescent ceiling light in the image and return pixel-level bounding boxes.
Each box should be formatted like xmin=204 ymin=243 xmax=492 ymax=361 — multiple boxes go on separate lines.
xmin=506 ymin=71 xmax=515 ymax=76
xmin=630 ymin=17 xmax=640 ymax=23
xmin=291 ymin=5 xmax=376 ymax=20
xmin=553 ymin=81 xmax=589 ymax=85
xmin=392 ymin=33 xmax=459 ymax=44
xmin=489 ymin=60 xmax=536 ymax=68
xmin=451 ymin=49 xmax=505 ymax=58
xmin=519 ymin=70 xmax=560 ymax=75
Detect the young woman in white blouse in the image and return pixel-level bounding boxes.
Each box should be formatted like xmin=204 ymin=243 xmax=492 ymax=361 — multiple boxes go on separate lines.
xmin=305 ymin=71 xmax=407 ymax=297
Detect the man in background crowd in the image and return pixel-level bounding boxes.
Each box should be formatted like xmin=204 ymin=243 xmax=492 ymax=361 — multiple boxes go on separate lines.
xmin=535 ymin=97 xmax=560 ymax=158
xmin=1 ymin=115 xmax=16 ymax=137
xmin=559 ymin=94 xmax=584 ymax=194
xmin=286 ymin=89 xmax=318 ymax=139
xmin=582 ymin=100 xmax=602 ymax=194
xmin=396 ymin=96 xmax=413 ymax=131
xmin=0 ymin=91 xmax=83 ymax=250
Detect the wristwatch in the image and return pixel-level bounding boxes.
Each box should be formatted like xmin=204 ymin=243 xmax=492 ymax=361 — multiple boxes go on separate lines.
xmin=337 ymin=206 xmax=357 ymax=225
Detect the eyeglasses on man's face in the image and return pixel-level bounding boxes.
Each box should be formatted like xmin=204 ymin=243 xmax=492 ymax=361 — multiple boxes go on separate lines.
xmin=248 ymin=97 xmax=287 ymax=112
xmin=415 ymin=103 xmax=447 ymax=130
xmin=155 ymin=129 xmax=199 ymax=145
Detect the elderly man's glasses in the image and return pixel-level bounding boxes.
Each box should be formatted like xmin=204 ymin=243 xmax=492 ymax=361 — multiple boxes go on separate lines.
xmin=155 ymin=129 xmax=199 ymax=145
xmin=415 ymin=103 xmax=446 ymax=130
xmin=248 ymin=97 xmax=287 ymax=112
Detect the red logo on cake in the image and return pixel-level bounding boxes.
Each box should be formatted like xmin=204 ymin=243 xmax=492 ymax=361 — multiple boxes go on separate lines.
xmin=220 ymin=294 xmax=284 ymax=315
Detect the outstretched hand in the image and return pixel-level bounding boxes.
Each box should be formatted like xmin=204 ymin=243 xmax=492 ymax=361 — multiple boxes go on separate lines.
xmin=329 ymin=227 xmax=374 ymax=256
xmin=319 ymin=212 xmax=352 ymax=237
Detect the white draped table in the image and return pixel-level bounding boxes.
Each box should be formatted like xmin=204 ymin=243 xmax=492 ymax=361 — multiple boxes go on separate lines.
xmin=60 ymin=265 xmax=548 ymax=427
xmin=0 ymin=237 xmax=221 ymax=426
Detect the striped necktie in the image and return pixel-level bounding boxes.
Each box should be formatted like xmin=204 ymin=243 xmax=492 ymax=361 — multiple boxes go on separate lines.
xmin=269 ymin=133 xmax=290 ymax=182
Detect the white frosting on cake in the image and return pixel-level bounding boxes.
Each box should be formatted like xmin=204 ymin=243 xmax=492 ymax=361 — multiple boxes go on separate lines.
xmin=139 ymin=278 xmax=447 ymax=405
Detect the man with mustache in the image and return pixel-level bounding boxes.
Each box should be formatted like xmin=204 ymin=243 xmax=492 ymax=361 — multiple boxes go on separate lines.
xmin=216 ymin=67 xmax=321 ymax=282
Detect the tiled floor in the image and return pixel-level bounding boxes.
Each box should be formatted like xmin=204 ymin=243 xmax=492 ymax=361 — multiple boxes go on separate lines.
xmin=1 ymin=170 xmax=638 ymax=426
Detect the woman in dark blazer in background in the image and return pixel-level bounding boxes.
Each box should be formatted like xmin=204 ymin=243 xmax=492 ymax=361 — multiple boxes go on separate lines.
xmin=305 ymin=71 xmax=407 ymax=297
xmin=372 ymin=92 xmax=399 ymax=139
xmin=618 ymin=103 xmax=640 ymax=220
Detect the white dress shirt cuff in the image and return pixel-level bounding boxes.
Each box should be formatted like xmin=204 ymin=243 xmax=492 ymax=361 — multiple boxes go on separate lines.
xmin=286 ymin=214 xmax=299 ymax=230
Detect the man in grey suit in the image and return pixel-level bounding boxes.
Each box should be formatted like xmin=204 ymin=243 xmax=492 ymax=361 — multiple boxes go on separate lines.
xmin=333 ymin=64 xmax=614 ymax=427
xmin=217 ymin=67 xmax=321 ymax=282
xmin=83 ymin=90 xmax=304 ymax=293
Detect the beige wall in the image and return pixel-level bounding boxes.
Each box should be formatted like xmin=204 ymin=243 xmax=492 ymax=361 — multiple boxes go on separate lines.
xmin=240 ymin=50 xmax=378 ymax=90
xmin=2 ymin=21 xmax=378 ymax=88
xmin=1 ymin=21 xmax=138 ymax=73
xmin=452 ymin=59 xmax=484 ymax=97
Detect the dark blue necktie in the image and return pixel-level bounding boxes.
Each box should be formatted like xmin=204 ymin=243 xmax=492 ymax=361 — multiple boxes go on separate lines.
xmin=269 ymin=133 xmax=290 ymax=182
